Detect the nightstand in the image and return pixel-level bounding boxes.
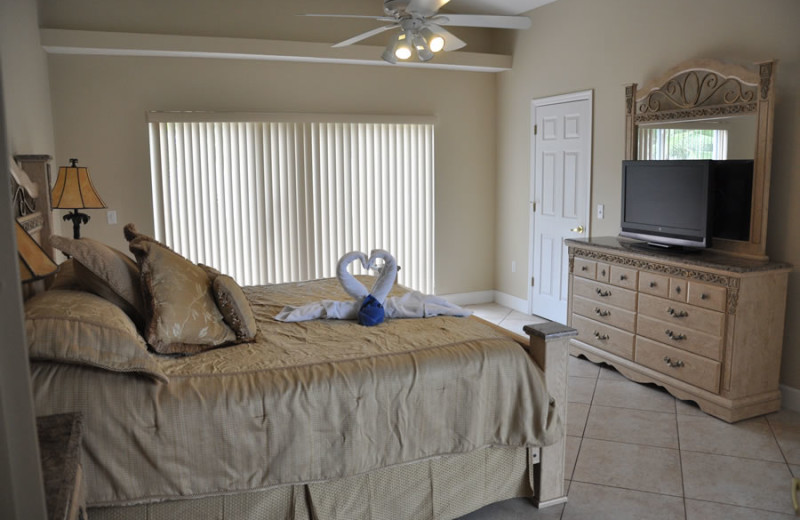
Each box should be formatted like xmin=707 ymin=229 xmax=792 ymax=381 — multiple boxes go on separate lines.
xmin=37 ymin=413 xmax=87 ymax=520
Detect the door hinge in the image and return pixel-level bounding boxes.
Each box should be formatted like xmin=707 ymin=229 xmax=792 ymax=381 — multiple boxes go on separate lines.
xmin=531 ymin=201 xmax=536 ymax=212
xmin=534 ymin=124 xmax=538 ymax=135
xmin=531 ymin=276 xmax=535 ymax=287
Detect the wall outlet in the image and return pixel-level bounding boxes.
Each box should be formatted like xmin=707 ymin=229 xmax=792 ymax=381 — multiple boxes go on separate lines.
xmin=107 ymin=210 xmax=117 ymax=225
xmin=597 ymin=204 xmax=604 ymax=219
xmin=511 ymin=261 xmax=516 ymax=273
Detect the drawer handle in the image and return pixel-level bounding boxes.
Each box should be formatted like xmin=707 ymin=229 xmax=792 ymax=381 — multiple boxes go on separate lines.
xmin=701 ymin=293 xmax=709 ymax=300
xmin=675 ymin=286 xmax=682 ymax=294
xmin=581 ymin=266 xmax=589 ymax=271
xmin=667 ymin=307 xmax=688 ymax=318
xmin=663 ymin=356 xmax=685 ymax=368
xmin=665 ymin=329 xmax=687 ymax=341
xmin=595 ymin=308 xmax=611 ymax=317
xmin=600 ymin=269 xmax=607 ymax=276
xmin=594 ymin=331 xmax=610 ymax=341
xmin=596 ymin=288 xmax=612 ymax=297
xmin=649 ymin=281 xmax=657 ymax=288
xmin=620 ymin=274 xmax=628 ymax=281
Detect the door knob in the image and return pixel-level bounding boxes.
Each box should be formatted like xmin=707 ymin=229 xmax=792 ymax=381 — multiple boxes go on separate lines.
xmin=570 ymin=225 xmax=585 ymax=234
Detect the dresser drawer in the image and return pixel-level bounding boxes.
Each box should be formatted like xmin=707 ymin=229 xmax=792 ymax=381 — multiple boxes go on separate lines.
xmin=668 ymin=278 xmax=688 ymax=302
xmin=635 ymin=336 xmax=721 ymax=393
xmin=574 ymin=258 xmax=597 ymax=279
xmin=596 ymin=262 xmax=610 ymax=283
xmin=573 ymin=295 xmax=636 ymax=332
xmin=573 ymin=277 xmax=637 ymax=311
xmin=687 ymin=281 xmax=727 ymax=312
xmin=573 ymin=314 xmax=634 ymax=360
xmin=639 ymin=271 xmax=669 ymax=297
xmin=636 ymin=315 xmax=723 ymax=361
xmin=610 ymin=265 xmax=638 ymax=290
xmin=637 ymin=293 xmax=724 ymax=337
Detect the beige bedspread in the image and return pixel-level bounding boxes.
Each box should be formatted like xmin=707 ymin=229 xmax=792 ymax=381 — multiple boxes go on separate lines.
xmin=30 ymin=278 xmax=561 ymax=506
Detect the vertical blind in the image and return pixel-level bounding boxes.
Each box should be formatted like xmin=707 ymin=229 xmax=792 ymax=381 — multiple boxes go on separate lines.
xmin=637 ymin=127 xmax=728 ymax=160
xmin=147 ymin=114 xmax=435 ymax=293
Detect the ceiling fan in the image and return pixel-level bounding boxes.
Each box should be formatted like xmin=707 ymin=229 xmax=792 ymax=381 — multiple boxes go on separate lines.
xmin=305 ymin=0 xmax=532 ymax=64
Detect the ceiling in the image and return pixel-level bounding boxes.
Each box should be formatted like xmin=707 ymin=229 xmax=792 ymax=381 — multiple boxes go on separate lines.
xmin=447 ymin=0 xmax=558 ymax=15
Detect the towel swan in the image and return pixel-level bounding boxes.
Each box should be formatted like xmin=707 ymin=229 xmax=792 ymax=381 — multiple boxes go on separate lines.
xmin=274 ymin=250 xmax=470 ymax=324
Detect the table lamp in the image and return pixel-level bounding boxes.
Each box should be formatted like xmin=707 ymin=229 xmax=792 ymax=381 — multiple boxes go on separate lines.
xmin=16 ymin=220 xmax=58 ymax=282
xmin=51 ymin=158 xmax=106 ymax=239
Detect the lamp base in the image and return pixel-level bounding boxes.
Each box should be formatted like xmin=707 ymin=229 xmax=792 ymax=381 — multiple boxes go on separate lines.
xmin=62 ymin=209 xmax=90 ymax=239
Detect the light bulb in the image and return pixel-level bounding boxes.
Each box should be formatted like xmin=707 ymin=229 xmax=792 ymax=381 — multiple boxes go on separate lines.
xmin=394 ymin=33 xmax=412 ymax=60
xmin=428 ymin=35 xmax=445 ymax=53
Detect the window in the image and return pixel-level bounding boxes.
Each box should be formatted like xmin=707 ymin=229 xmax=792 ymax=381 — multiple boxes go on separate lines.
xmin=638 ymin=126 xmax=728 ymax=160
xmin=147 ymin=113 xmax=435 ymax=293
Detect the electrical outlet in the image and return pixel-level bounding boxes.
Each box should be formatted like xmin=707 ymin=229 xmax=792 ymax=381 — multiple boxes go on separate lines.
xmin=597 ymin=204 xmax=604 ymax=219
xmin=107 ymin=210 xmax=117 ymax=225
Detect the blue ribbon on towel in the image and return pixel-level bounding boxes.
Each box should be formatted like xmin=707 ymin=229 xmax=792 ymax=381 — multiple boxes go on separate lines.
xmin=358 ymin=294 xmax=385 ymax=326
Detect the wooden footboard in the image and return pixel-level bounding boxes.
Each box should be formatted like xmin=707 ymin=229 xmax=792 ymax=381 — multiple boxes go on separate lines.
xmin=469 ymin=317 xmax=574 ymax=508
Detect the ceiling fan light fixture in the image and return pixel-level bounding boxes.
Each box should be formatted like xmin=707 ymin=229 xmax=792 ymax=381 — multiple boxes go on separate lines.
xmin=412 ymin=32 xmax=434 ymax=62
xmin=420 ymin=27 xmax=445 ymax=53
xmin=381 ymin=35 xmax=399 ymax=64
xmin=394 ymin=32 xmax=413 ymax=60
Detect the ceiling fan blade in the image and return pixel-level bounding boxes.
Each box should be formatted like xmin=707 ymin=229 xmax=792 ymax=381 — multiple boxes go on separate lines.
xmin=332 ymin=25 xmax=398 ymax=48
xmin=432 ymin=13 xmax=532 ymax=30
xmin=427 ymin=25 xmax=466 ymax=51
xmin=406 ymin=0 xmax=451 ymax=16
xmin=302 ymin=14 xmax=396 ymax=22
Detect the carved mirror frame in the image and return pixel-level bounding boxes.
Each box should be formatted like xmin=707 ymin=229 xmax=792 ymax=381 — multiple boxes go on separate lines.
xmin=624 ymin=59 xmax=776 ymax=260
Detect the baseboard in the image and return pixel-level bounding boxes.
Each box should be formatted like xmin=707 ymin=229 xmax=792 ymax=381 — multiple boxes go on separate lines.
xmin=781 ymin=384 xmax=800 ymax=413
xmin=438 ymin=290 xmax=495 ymax=306
xmin=494 ymin=291 xmax=529 ymax=314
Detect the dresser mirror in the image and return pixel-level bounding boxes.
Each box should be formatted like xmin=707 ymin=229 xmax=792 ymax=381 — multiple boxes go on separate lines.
xmin=624 ymin=59 xmax=776 ymax=260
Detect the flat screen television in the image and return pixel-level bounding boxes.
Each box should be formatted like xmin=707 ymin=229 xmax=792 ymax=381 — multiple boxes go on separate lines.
xmin=620 ymin=160 xmax=714 ymax=249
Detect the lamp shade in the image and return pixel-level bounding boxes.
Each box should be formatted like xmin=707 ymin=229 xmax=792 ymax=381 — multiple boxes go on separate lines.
xmin=16 ymin=221 xmax=58 ymax=282
xmin=51 ymin=158 xmax=106 ymax=210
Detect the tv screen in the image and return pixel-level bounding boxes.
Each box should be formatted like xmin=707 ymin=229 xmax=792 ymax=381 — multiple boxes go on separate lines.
xmin=620 ymin=160 xmax=713 ymax=248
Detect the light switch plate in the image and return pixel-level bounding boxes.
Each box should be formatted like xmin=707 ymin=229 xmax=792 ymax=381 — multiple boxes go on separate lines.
xmin=107 ymin=210 xmax=117 ymax=225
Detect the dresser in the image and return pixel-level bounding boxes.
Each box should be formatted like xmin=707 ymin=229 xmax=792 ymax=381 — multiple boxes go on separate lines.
xmin=566 ymin=237 xmax=791 ymax=422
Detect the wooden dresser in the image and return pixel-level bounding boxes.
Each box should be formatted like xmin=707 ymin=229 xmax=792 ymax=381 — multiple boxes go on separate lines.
xmin=566 ymin=237 xmax=791 ymax=422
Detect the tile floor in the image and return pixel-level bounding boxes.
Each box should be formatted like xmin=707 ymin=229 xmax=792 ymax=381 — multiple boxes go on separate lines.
xmin=459 ymin=303 xmax=800 ymax=520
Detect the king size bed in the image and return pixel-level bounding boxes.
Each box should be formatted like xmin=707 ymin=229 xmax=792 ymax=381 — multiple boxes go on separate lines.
xmin=21 ymin=219 xmax=569 ymax=519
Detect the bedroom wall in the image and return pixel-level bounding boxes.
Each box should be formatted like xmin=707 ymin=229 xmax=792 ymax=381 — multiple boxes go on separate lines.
xmin=496 ymin=0 xmax=800 ymax=390
xmin=0 ymin=0 xmax=54 ymax=516
xmin=46 ymin=55 xmax=498 ymax=296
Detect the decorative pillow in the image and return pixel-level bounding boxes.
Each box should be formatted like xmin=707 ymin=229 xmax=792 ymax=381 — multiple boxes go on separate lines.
xmin=47 ymin=259 xmax=82 ymax=291
xmin=25 ymin=290 xmax=168 ymax=383
xmin=49 ymin=235 xmax=146 ymax=329
xmin=213 ymin=275 xmax=258 ymax=341
xmin=128 ymin=237 xmax=236 ymax=355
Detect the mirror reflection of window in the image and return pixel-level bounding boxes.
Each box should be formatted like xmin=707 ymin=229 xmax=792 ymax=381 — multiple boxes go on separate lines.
xmin=638 ymin=127 xmax=728 ymax=160
xmin=636 ymin=114 xmax=757 ymax=161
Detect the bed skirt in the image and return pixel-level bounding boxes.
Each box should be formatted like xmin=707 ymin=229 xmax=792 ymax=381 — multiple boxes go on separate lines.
xmin=87 ymin=445 xmax=535 ymax=520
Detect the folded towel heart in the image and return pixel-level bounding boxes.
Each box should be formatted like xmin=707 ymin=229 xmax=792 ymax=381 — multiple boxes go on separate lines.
xmin=274 ymin=250 xmax=471 ymax=324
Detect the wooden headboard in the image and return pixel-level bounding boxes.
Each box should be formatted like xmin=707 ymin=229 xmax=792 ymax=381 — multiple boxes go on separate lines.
xmin=10 ymin=155 xmax=53 ymax=252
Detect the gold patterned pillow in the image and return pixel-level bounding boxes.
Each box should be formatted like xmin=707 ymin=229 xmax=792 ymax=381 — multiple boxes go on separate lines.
xmin=128 ymin=237 xmax=236 ymax=355
xmin=25 ymin=290 xmax=167 ymax=383
xmin=50 ymin=235 xmax=146 ymax=329
xmin=213 ymin=275 xmax=258 ymax=341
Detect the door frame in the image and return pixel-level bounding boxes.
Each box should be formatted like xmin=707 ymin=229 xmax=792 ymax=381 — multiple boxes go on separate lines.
xmin=528 ymin=89 xmax=593 ymax=316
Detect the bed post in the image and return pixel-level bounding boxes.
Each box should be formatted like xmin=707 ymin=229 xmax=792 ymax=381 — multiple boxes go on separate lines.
xmin=524 ymin=323 xmax=576 ymax=508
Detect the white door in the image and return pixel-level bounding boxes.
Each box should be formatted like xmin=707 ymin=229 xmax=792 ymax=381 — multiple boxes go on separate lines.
xmin=529 ymin=91 xmax=593 ymax=324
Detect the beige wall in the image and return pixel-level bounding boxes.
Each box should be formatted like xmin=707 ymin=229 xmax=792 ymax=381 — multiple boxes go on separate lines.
xmin=496 ymin=0 xmax=800 ymax=388
xmin=47 ymin=54 xmax=498 ymax=295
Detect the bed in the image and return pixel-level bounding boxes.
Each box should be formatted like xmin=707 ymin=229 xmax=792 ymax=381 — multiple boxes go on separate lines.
xmin=22 ymin=225 xmax=570 ymax=519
